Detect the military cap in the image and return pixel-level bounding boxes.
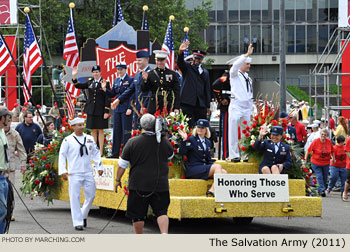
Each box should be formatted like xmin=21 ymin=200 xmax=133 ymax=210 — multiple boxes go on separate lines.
xmin=91 ymin=65 xmax=101 ymax=72
xmin=271 ymin=126 xmax=283 ymax=135
xmin=192 ymin=49 xmax=206 ymax=59
xmin=196 ymin=119 xmax=209 ymax=128
xmin=0 ymin=107 xmax=13 ymax=117
xmin=136 ymin=50 xmax=149 ymax=58
xmin=116 ymin=62 xmax=127 ymax=69
xmin=70 ymin=117 xmax=85 ymax=126
xmin=279 ymin=111 xmax=288 ymax=118
xmin=184 ymin=54 xmax=193 ymax=62
xmin=153 ymin=50 xmax=169 ymax=60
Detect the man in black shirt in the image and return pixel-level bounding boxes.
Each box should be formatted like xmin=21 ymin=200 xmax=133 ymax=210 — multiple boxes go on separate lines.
xmin=115 ymin=114 xmax=173 ymax=234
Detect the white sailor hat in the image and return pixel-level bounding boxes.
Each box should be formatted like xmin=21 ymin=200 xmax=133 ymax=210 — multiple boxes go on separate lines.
xmin=70 ymin=117 xmax=85 ymax=126
xmin=184 ymin=54 xmax=193 ymax=62
xmin=302 ymin=120 xmax=309 ymax=124
xmin=311 ymin=124 xmax=319 ymax=128
xmin=226 ymin=55 xmax=252 ymax=65
xmin=153 ymin=50 xmax=169 ymax=60
xmin=313 ymin=120 xmax=321 ymax=125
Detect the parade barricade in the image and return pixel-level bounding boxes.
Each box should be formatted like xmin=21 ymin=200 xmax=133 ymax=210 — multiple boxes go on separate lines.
xmin=54 ymin=158 xmax=322 ymax=222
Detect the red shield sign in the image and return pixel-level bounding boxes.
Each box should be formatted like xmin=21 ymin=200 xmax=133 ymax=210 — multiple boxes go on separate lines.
xmin=96 ymin=44 xmax=146 ymax=84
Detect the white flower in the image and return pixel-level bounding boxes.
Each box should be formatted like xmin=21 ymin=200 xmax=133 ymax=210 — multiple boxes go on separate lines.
xmin=285 ymin=133 xmax=291 ymax=138
xmin=251 ymin=135 xmax=256 ymax=140
xmin=62 ymin=127 xmax=65 ymax=131
xmin=170 ymin=112 xmax=175 ymax=117
xmin=250 ymin=140 xmax=255 ymax=145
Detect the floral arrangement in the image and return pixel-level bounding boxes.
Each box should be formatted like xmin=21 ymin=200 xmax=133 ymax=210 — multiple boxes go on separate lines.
xmin=240 ymin=99 xmax=318 ymax=196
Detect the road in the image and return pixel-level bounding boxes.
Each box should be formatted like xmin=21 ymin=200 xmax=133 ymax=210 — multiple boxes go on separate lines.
xmin=7 ymin=178 xmax=350 ymax=234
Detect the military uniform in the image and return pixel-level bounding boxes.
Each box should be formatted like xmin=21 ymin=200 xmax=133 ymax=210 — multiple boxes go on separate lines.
xmin=73 ymin=77 xmax=111 ymax=129
xmin=5 ymin=129 xmax=27 ymax=183
xmin=212 ymin=71 xmax=230 ymax=159
xmin=106 ymin=73 xmax=134 ymax=157
xmin=179 ymin=135 xmax=213 ymax=179
xmin=141 ymin=67 xmax=181 ymax=115
xmin=254 ymin=139 xmax=292 ymax=174
xmin=59 ymin=131 xmax=103 ymax=229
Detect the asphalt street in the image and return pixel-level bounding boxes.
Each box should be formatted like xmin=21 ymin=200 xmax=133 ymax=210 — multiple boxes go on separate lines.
xmin=6 ymin=177 xmax=350 ymax=234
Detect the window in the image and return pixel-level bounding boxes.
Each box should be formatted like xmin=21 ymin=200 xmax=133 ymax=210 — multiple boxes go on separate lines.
xmin=274 ymin=25 xmax=279 ymax=53
xmin=261 ymin=0 xmax=271 ymax=22
xmin=209 ymin=0 xmax=216 ymax=21
xmin=318 ymin=0 xmax=329 ymax=22
xmin=307 ymin=25 xmax=316 ymax=52
xmin=306 ymin=0 xmax=316 ymax=22
xmin=217 ymin=0 xmax=227 ymax=22
xmin=296 ymin=0 xmax=306 ymax=22
xmin=229 ymin=0 xmax=239 ymax=21
xmin=286 ymin=0 xmax=295 ymax=22
xmin=251 ymin=0 xmax=261 ymax=22
xmin=286 ymin=25 xmax=295 ymax=53
xmin=251 ymin=25 xmax=261 ymax=53
xmin=206 ymin=26 xmax=216 ymax=53
xmin=217 ymin=25 xmax=227 ymax=53
xmin=296 ymin=25 xmax=306 ymax=52
xmin=318 ymin=25 xmax=328 ymax=53
xmin=262 ymin=25 xmax=272 ymax=53
xmin=329 ymin=0 xmax=338 ymax=21
xmin=240 ymin=0 xmax=250 ymax=21
xmin=240 ymin=25 xmax=250 ymax=53
xmin=273 ymin=0 xmax=279 ymax=21
xmin=229 ymin=25 xmax=239 ymax=53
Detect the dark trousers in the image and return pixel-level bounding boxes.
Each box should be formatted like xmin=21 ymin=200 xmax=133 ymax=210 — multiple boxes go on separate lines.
xmin=180 ymin=103 xmax=207 ymax=128
xmin=112 ymin=111 xmax=132 ymax=156
xmin=220 ymin=110 xmax=229 ymax=159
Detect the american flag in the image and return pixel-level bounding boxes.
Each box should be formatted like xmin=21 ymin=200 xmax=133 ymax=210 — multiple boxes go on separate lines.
xmin=113 ymin=0 xmax=124 ymax=26
xmin=63 ymin=8 xmax=80 ymax=98
xmin=66 ymin=91 xmax=76 ymax=119
xmin=183 ymin=31 xmax=189 ymax=58
xmin=23 ymin=15 xmax=43 ymax=102
xmin=0 ymin=36 xmax=12 ymax=76
xmin=162 ymin=19 xmax=175 ymax=70
xmin=141 ymin=10 xmax=149 ymax=30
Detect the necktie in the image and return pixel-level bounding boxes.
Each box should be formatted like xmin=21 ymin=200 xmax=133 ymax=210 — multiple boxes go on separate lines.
xmin=202 ymin=140 xmax=206 ymax=150
xmin=240 ymin=72 xmax=250 ymax=93
xmin=274 ymin=143 xmax=279 ymax=153
xmin=73 ymin=136 xmax=89 ymax=157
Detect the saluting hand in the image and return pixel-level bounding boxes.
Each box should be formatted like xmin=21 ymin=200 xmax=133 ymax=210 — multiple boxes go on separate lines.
xmin=179 ymin=41 xmax=190 ymax=52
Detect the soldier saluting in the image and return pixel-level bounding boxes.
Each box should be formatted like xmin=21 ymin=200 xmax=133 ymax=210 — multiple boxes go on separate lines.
xmin=72 ymin=65 xmax=111 ymax=156
xmin=141 ymin=50 xmax=180 ymax=115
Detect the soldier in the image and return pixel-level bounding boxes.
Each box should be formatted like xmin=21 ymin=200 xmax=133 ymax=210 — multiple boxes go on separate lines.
xmin=141 ymin=50 xmax=180 ymax=115
xmin=177 ymin=41 xmax=211 ymax=128
xmin=111 ymin=51 xmax=151 ymax=128
xmin=58 ymin=117 xmax=104 ymax=231
xmin=254 ymin=126 xmax=292 ymax=174
xmin=72 ymin=65 xmax=111 ymax=156
xmin=102 ymin=62 xmax=134 ymax=158
xmin=212 ymin=70 xmax=230 ymax=159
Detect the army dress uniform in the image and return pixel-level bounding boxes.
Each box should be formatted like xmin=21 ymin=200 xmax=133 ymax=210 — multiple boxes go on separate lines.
xmin=73 ymin=77 xmax=111 ymax=130
xmin=58 ymin=121 xmax=103 ymax=228
xmin=105 ymin=72 xmax=134 ymax=157
xmin=254 ymin=127 xmax=292 ymax=174
xmin=141 ymin=67 xmax=180 ymax=115
xmin=212 ymin=71 xmax=230 ymax=159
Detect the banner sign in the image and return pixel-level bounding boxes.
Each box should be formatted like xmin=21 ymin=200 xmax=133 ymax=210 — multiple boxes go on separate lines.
xmin=0 ymin=0 xmax=17 ymax=24
xmin=214 ymin=174 xmax=289 ymax=202
xmin=93 ymin=164 xmax=115 ymax=191
xmin=96 ymin=44 xmax=145 ymax=84
xmin=339 ymin=0 xmax=350 ymax=27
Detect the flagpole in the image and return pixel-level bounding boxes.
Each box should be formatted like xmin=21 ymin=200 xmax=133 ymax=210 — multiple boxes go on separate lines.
xmin=23 ymin=9 xmax=65 ymax=120
xmin=0 ymin=29 xmax=48 ymax=132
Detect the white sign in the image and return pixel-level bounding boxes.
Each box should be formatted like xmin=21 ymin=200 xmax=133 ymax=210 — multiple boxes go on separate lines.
xmin=93 ymin=164 xmax=115 ymax=191
xmin=214 ymin=174 xmax=289 ymax=202
xmin=339 ymin=0 xmax=350 ymax=27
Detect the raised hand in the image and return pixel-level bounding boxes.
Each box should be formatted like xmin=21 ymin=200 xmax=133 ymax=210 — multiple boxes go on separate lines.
xmin=246 ymin=43 xmax=254 ymax=57
xmin=259 ymin=125 xmax=268 ymax=138
xmin=101 ymin=79 xmax=107 ymax=90
xmin=178 ymin=129 xmax=188 ymax=141
xmin=179 ymin=41 xmax=190 ymax=52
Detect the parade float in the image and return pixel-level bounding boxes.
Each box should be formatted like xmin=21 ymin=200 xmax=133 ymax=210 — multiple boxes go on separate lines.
xmin=20 ymin=6 xmax=322 ymax=224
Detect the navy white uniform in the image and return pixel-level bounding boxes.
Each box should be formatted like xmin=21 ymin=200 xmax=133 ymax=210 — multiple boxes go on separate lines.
xmin=254 ymin=139 xmax=292 ymax=174
xmin=106 ymin=73 xmax=134 ymax=157
xmin=59 ymin=132 xmax=103 ymax=228
xmin=179 ymin=135 xmax=213 ymax=179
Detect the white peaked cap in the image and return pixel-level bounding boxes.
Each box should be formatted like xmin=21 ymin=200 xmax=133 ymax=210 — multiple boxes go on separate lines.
xmin=184 ymin=54 xmax=193 ymax=61
xmin=226 ymin=55 xmax=252 ymax=65
xmin=153 ymin=50 xmax=169 ymax=59
xmin=70 ymin=117 xmax=85 ymax=126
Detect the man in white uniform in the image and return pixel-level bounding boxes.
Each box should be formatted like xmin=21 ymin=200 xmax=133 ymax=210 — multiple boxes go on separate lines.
xmin=228 ymin=44 xmax=254 ymax=162
xmin=59 ymin=117 xmax=104 ymax=231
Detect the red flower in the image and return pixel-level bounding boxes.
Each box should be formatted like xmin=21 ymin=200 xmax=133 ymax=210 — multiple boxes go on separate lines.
xmin=45 ymin=179 xmax=49 ymax=184
xmin=174 ymin=148 xmax=178 ymax=154
xmin=271 ymin=120 xmax=278 ymax=126
xmin=308 ymin=172 xmax=313 ymax=176
xmin=242 ymin=120 xmax=247 ymax=125
xmin=241 ymin=146 xmax=246 ymax=151
xmin=30 ymin=163 xmax=34 ymax=167
xmin=49 ymin=180 xmax=54 ymax=186
xmin=42 ymin=156 xmax=47 ymax=160
xmin=35 ymin=180 xmax=39 ymax=185
xmin=306 ymin=184 xmax=310 ymax=188
xmin=183 ymin=156 xmax=188 ymax=162
xmin=305 ymin=175 xmax=310 ymax=179
xmin=181 ymin=176 xmax=185 ymax=179
xmin=245 ymin=132 xmax=250 ymax=137
xmin=251 ymin=143 xmax=254 ymax=148
xmin=46 ymin=164 xmax=51 ymax=169
xmin=313 ymin=178 xmax=317 ymax=184
xmin=260 ymin=120 xmax=266 ymax=125
xmin=245 ymin=126 xmax=250 ymax=130
xmin=170 ymin=141 xmax=175 ymax=146
xmin=173 ymin=125 xmax=178 ymax=131
xmin=38 ymin=193 xmax=41 ymax=197
xmin=242 ymin=129 xmax=247 ymax=134
xmin=179 ymin=125 xmax=184 ymax=130
xmin=251 ymin=124 xmax=257 ymax=128
xmin=254 ymin=115 xmax=259 ymax=120
xmin=168 ymin=162 xmax=173 ymax=166
xmin=59 ymin=129 xmax=63 ymax=133
xmin=302 ymin=167 xmax=308 ymax=173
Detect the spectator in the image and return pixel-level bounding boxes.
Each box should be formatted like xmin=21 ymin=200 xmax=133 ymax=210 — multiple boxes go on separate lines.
xmin=254 ymin=126 xmax=292 ymax=174
xmin=37 ymin=121 xmax=55 ymax=146
xmin=305 ymin=128 xmax=335 ymax=197
xmin=290 ymin=113 xmax=307 ymax=146
xmin=332 ymin=116 xmax=348 ymax=142
xmin=32 ymin=109 xmax=44 ymax=129
xmin=48 ymin=102 xmax=60 ymax=129
xmin=326 ymin=136 xmax=347 ymax=196
xmin=15 ymin=111 xmax=42 ymax=155
xmin=178 ymin=119 xmax=227 ymax=197
xmin=304 ymin=124 xmax=319 ymax=151
xmin=11 ymin=104 xmax=20 ymax=123
xmin=329 ymin=114 xmax=335 ymax=131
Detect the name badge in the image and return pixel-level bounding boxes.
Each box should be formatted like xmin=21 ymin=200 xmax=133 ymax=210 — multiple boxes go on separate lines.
xmin=267 ymin=149 xmax=273 ymax=152
xmin=280 ymin=152 xmax=286 ymax=155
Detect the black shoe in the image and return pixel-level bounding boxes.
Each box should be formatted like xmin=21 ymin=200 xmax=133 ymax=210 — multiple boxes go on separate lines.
xmin=320 ymin=191 xmax=326 ymax=197
xmin=84 ymin=219 xmax=87 ymax=228
xmin=242 ymin=159 xmax=249 ymax=162
xmin=231 ymin=158 xmax=240 ymax=163
xmin=75 ymin=225 xmax=84 ymax=231
xmin=206 ymin=191 xmax=215 ymax=197
xmin=107 ymin=155 xmax=119 ymax=159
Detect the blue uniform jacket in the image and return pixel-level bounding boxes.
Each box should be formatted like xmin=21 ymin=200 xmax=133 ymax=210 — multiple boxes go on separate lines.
xmin=117 ymin=66 xmax=151 ymax=111
xmin=105 ymin=74 xmax=134 ymax=113
xmin=286 ymin=125 xmax=297 ymax=143
xmin=179 ymin=135 xmax=214 ymax=177
xmin=254 ymin=138 xmax=292 ymax=172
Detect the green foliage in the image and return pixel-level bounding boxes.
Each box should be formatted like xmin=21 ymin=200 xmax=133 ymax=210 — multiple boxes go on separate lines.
xmin=287 ymin=85 xmax=322 ymax=109
xmin=329 ymin=84 xmax=341 ymax=95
